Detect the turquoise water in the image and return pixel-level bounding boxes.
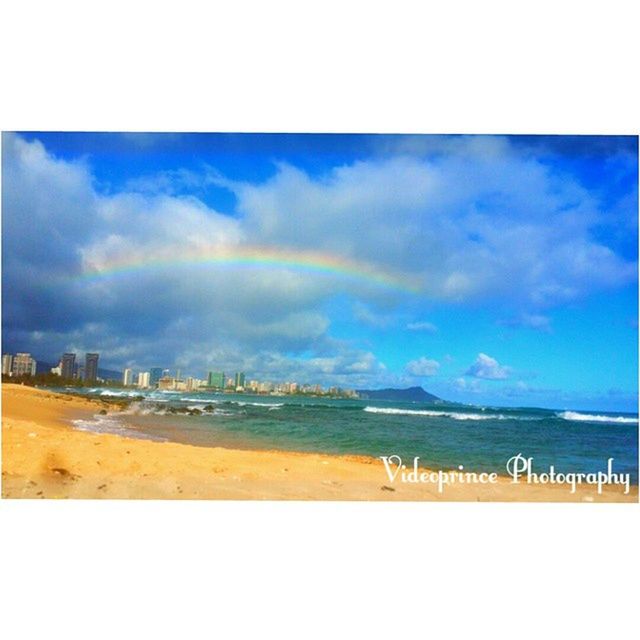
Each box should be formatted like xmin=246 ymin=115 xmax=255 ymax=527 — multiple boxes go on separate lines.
xmin=60 ymin=388 xmax=639 ymax=481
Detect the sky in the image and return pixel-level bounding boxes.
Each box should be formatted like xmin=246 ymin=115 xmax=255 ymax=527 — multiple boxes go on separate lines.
xmin=2 ymin=132 xmax=638 ymax=411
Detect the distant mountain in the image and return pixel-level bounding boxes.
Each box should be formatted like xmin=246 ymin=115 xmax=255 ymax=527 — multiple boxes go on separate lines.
xmin=356 ymin=386 xmax=441 ymax=402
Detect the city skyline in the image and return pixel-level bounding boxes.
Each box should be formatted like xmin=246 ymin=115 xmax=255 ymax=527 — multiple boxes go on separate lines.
xmin=1 ymin=348 xmax=359 ymax=397
xmin=2 ymin=132 xmax=637 ymax=411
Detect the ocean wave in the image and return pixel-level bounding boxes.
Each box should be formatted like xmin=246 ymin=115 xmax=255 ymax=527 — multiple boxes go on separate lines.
xmin=557 ymin=411 xmax=638 ymax=425
xmin=363 ymin=406 xmax=507 ymax=420
xmin=234 ymin=401 xmax=285 ymax=408
xmin=176 ymin=397 xmax=284 ymax=409
xmin=118 ymin=401 xmax=243 ymax=418
xmin=71 ymin=414 xmax=167 ymax=441
xmin=119 ymin=401 xmax=165 ymax=416
xmin=97 ymin=389 xmax=144 ymax=398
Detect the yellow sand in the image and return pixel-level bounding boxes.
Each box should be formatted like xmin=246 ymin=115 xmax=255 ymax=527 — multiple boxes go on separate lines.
xmin=1 ymin=384 xmax=636 ymax=501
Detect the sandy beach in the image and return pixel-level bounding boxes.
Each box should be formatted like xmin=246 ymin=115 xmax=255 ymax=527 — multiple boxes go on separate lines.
xmin=1 ymin=384 xmax=636 ymax=501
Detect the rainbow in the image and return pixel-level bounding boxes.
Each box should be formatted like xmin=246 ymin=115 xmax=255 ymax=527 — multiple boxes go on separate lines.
xmin=76 ymin=245 xmax=421 ymax=294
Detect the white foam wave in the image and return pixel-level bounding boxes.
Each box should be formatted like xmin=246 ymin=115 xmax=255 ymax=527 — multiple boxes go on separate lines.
xmin=119 ymin=402 xmax=163 ymax=416
xmin=71 ymin=415 xmax=167 ymax=441
xmin=119 ymin=401 xmax=242 ymax=418
xmin=235 ymin=401 xmax=285 ymax=408
xmin=98 ymin=389 xmax=144 ymax=397
xmin=558 ymin=411 xmax=637 ymax=425
xmin=363 ymin=406 xmax=505 ymax=420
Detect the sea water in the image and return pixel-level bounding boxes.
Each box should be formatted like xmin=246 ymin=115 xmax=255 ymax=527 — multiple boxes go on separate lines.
xmin=55 ymin=387 xmax=639 ymax=482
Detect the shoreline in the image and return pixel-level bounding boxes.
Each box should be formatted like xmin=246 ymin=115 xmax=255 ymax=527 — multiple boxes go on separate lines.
xmin=2 ymin=383 xmax=637 ymax=501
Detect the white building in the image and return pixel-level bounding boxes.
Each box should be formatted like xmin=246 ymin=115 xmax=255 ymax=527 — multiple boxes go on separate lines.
xmin=158 ymin=376 xmax=177 ymax=390
xmin=186 ymin=377 xmax=206 ymax=391
xmin=123 ymin=368 xmax=133 ymax=386
xmin=2 ymin=354 xmax=13 ymax=376
xmin=12 ymin=353 xmax=37 ymax=377
xmin=137 ymin=371 xmax=150 ymax=388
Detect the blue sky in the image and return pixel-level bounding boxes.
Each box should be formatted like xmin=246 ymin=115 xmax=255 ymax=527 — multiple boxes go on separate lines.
xmin=2 ymin=132 xmax=638 ymax=411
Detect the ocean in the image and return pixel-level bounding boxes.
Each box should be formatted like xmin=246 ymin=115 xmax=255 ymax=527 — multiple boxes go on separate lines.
xmin=57 ymin=387 xmax=639 ymax=482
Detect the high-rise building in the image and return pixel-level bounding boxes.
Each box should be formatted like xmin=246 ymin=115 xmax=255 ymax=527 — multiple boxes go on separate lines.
xmin=2 ymin=354 xmax=13 ymax=375
xmin=61 ymin=353 xmax=76 ymax=379
xmin=123 ymin=368 xmax=133 ymax=386
xmin=138 ymin=371 xmax=150 ymax=388
xmin=234 ymin=372 xmax=246 ymax=390
xmin=84 ymin=353 xmax=99 ymax=382
xmin=207 ymin=371 xmax=226 ymax=389
xmin=158 ymin=376 xmax=176 ymax=390
xmin=12 ymin=353 xmax=36 ymax=377
xmin=185 ymin=377 xmax=205 ymax=391
xmin=149 ymin=367 xmax=163 ymax=387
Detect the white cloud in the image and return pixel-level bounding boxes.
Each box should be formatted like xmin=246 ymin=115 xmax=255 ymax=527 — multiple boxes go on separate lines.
xmin=465 ymin=353 xmax=511 ymax=380
xmin=2 ymin=133 xmax=97 ymax=272
xmin=217 ymin=138 xmax=636 ymax=306
xmin=405 ymin=357 xmax=440 ymax=377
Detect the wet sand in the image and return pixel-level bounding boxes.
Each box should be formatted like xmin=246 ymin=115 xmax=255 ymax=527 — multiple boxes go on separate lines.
xmin=2 ymin=384 xmax=637 ymax=501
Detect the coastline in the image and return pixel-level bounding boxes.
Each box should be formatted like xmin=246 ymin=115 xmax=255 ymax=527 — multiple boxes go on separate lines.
xmin=2 ymin=384 xmax=637 ymax=502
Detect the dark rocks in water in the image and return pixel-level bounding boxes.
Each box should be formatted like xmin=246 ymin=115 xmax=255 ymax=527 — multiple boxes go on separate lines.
xmin=356 ymin=386 xmax=441 ymax=403
xmin=168 ymin=406 xmax=188 ymax=414
xmin=203 ymin=404 xmax=216 ymax=412
xmin=168 ymin=405 xmax=202 ymax=415
xmin=107 ymin=395 xmax=143 ymax=403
